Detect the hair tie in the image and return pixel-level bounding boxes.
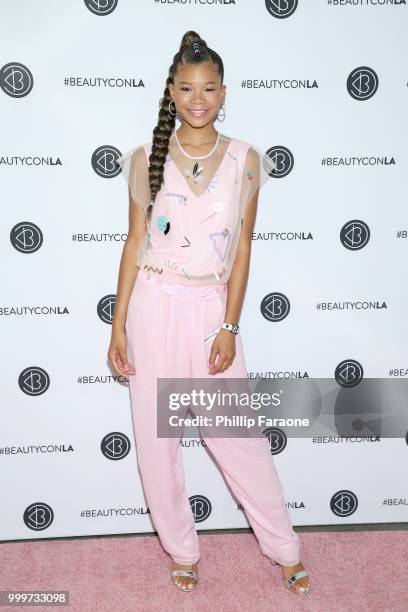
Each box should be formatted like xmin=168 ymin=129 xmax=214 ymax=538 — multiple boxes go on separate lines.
xmin=191 ymin=42 xmax=201 ymax=55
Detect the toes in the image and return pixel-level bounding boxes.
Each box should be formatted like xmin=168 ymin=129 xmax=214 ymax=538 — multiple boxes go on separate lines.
xmin=281 ymin=562 xmax=310 ymax=594
xmin=171 ymin=562 xmax=198 ymax=591
xmin=301 ymin=577 xmax=310 ymax=590
xmin=291 ymin=580 xmax=305 ymax=593
xmin=294 ymin=578 xmax=310 ymax=594
xmin=184 ymin=577 xmax=190 ymax=590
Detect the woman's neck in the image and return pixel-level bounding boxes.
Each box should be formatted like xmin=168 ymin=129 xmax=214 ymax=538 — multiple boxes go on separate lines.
xmin=174 ymin=124 xmax=219 ymax=150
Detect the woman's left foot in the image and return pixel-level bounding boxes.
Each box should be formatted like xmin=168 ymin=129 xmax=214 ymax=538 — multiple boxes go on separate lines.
xmin=171 ymin=560 xmax=199 ymax=592
xmin=277 ymin=561 xmax=311 ymax=595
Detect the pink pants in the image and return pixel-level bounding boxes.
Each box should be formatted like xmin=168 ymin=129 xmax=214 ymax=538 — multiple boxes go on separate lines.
xmin=125 ymin=268 xmax=300 ymax=566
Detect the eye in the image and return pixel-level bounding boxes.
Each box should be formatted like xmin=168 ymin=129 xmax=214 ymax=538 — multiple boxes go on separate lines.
xmin=180 ymin=87 xmax=216 ymax=92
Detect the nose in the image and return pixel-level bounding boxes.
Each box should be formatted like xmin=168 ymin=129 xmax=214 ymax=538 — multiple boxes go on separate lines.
xmin=190 ymin=89 xmax=205 ymax=104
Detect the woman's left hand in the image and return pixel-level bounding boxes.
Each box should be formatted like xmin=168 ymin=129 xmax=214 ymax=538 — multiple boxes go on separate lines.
xmin=209 ymin=329 xmax=236 ymax=374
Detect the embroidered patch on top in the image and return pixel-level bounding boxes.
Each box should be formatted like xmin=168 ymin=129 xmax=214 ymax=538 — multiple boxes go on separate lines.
xmin=209 ymin=228 xmax=231 ymax=261
xmin=162 ymin=258 xmax=179 ymax=272
xmin=200 ymin=200 xmax=225 ymax=224
xmin=210 ymin=268 xmax=220 ymax=281
xmin=185 ymin=162 xmax=205 ymax=184
xmin=157 ymin=215 xmax=170 ymax=235
xmin=142 ymin=264 xmax=164 ymax=275
xmin=204 ymin=177 xmax=220 ymax=195
xmin=166 ymin=192 xmax=188 ymax=205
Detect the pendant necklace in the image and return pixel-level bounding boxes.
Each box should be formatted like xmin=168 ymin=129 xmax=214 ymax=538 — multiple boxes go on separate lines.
xmin=174 ymin=129 xmax=220 ymax=185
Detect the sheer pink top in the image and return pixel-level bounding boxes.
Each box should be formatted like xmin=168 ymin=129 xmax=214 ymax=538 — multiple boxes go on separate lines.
xmin=116 ymin=131 xmax=276 ymax=286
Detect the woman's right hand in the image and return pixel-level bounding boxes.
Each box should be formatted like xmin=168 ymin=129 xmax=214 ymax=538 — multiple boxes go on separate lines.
xmin=108 ymin=328 xmax=136 ymax=378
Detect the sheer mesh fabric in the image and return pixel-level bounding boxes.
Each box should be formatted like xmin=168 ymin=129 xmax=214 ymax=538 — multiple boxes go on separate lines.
xmin=115 ymin=130 xmax=276 ymax=285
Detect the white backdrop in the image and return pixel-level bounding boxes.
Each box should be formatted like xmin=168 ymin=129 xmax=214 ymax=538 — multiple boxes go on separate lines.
xmin=1 ymin=0 xmax=407 ymax=540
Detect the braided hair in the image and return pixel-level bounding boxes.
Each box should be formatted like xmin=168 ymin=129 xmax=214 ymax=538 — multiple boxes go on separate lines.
xmin=148 ymin=30 xmax=224 ymax=203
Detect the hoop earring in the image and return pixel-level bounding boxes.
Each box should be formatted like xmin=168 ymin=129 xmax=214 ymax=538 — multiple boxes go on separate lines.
xmin=216 ymin=104 xmax=226 ymax=123
xmin=168 ymin=99 xmax=177 ymax=116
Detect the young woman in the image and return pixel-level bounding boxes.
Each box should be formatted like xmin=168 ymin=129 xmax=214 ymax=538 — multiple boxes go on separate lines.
xmin=108 ymin=31 xmax=311 ymax=597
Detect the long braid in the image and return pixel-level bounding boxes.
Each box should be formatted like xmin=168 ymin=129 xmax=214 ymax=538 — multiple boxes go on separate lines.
xmin=149 ymin=75 xmax=176 ymax=203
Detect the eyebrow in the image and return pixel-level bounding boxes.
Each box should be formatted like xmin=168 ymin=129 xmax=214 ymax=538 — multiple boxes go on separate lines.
xmin=178 ymin=81 xmax=217 ymax=85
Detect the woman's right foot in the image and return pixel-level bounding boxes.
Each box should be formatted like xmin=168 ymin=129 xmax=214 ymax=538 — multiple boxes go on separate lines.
xmin=279 ymin=561 xmax=311 ymax=595
xmin=171 ymin=560 xmax=199 ymax=591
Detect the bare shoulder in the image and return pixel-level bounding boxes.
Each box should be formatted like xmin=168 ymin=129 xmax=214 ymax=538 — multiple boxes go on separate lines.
xmin=245 ymin=145 xmax=261 ymax=163
xmin=130 ymin=143 xmax=150 ymax=164
xmin=230 ymin=137 xmax=261 ymax=162
xmin=242 ymin=144 xmax=262 ymax=176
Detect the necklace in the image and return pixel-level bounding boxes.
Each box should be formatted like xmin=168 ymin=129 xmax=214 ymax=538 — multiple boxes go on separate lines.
xmin=174 ymin=130 xmax=220 ymax=185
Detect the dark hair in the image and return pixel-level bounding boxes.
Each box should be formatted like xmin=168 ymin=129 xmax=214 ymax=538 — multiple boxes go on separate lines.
xmin=148 ymin=30 xmax=224 ymax=203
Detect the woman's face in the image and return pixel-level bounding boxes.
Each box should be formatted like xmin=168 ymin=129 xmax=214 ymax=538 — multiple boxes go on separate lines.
xmin=169 ymin=61 xmax=225 ymax=128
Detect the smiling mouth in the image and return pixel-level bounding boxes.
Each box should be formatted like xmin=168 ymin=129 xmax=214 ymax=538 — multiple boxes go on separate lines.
xmin=188 ymin=109 xmax=208 ymax=114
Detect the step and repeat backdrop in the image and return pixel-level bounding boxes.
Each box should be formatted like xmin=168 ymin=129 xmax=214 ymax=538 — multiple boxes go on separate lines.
xmin=1 ymin=1 xmax=407 ymax=541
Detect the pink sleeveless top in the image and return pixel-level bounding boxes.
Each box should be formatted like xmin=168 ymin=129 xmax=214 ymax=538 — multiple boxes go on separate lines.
xmin=116 ymin=132 xmax=276 ymax=286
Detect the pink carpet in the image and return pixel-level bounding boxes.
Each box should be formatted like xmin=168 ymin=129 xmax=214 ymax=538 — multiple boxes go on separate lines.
xmin=1 ymin=530 xmax=407 ymax=611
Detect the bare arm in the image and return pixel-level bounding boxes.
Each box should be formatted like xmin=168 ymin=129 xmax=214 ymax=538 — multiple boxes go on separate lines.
xmin=108 ymin=171 xmax=148 ymax=377
xmin=208 ymin=147 xmax=260 ymax=374
xmin=112 ymin=189 xmax=147 ymax=333
xmin=224 ymin=183 xmax=259 ymax=327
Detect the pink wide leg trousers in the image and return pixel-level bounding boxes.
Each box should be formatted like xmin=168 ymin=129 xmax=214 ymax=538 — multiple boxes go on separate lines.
xmin=125 ymin=269 xmax=300 ymax=566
